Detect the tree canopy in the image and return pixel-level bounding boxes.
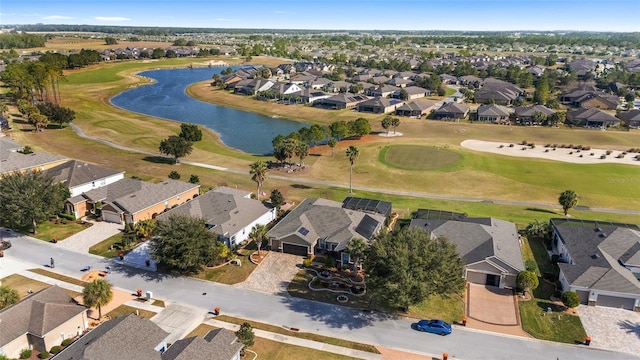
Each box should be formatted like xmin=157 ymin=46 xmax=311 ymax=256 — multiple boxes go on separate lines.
xmin=82 ymin=279 xmax=113 ymax=319
xmin=558 ymin=190 xmax=578 ymax=215
xmin=159 ymin=135 xmax=193 ymax=164
xmin=516 ymin=270 xmax=539 ymax=294
xmin=364 ymin=227 xmax=465 ymax=311
xmin=179 ymin=123 xmax=203 ymax=142
xmin=150 ymin=214 xmax=227 ymax=273
xmin=0 ymin=285 xmax=20 ymax=310
xmin=0 ymin=171 xmax=67 ymax=234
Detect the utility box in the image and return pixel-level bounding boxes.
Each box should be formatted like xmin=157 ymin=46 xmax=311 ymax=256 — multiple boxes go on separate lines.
xmin=146 ymin=291 xmax=153 ymax=300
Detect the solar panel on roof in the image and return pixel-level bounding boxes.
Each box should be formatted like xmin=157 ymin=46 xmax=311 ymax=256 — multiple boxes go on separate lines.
xmin=355 ymin=215 xmax=380 ymax=239
xmin=298 ymin=227 xmax=310 ymax=236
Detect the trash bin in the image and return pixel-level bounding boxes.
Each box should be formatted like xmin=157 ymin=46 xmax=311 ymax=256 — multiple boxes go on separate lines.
xmin=146 ymin=291 xmax=153 ymax=300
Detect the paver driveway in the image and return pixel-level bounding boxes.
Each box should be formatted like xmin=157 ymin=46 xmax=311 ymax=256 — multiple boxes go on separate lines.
xmin=579 ymin=305 xmax=640 ymax=356
xmin=236 ymin=251 xmax=302 ymax=296
xmin=467 ymin=283 xmax=518 ymax=325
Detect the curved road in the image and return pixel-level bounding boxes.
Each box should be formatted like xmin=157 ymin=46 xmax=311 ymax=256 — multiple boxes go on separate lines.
xmin=3 ymin=230 xmax=638 ymax=360
xmin=70 ymin=124 xmax=640 ymax=216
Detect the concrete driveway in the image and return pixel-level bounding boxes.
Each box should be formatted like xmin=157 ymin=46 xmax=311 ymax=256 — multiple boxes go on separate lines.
xmin=151 ymin=303 xmax=208 ymax=344
xmin=56 ymin=220 xmax=122 ymax=253
xmin=235 ymin=251 xmax=301 ymax=296
xmin=579 ymin=305 xmax=640 ymax=356
xmin=467 ymin=284 xmax=518 ymax=325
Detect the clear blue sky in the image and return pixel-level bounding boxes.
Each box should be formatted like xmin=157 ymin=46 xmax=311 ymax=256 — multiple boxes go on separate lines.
xmin=1 ymin=0 xmax=639 ymax=32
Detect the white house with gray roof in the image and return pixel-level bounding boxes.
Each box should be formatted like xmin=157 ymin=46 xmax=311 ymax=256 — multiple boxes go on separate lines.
xmin=410 ymin=209 xmax=524 ymax=289
xmin=46 ymin=160 xmax=125 ymax=197
xmin=266 ymin=198 xmax=385 ymax=261
xmin=551 ymin=218 xmax=640 ymax=311
xmin=157 ymin=187 xmax=276 ymax=248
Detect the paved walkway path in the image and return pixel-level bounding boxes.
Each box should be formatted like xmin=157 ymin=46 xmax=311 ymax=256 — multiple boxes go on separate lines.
xmin=69 ymin=124 xmax=640 ymax=216
xmin=55 ymin=220 xmax=122 ymax=253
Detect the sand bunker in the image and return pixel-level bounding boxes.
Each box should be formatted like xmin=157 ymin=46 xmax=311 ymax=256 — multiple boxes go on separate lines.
xmin=461 ymin=139 xmax=640 ymax=166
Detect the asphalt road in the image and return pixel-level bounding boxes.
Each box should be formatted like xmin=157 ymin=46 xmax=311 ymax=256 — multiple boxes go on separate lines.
xmin=69 ymin=124 xmax=640 ymax=216
xmin=4 ymin=229 xmax=638 ymax=360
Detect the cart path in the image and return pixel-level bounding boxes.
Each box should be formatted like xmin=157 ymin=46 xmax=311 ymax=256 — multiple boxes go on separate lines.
xmin=70 ymin=123 xmax=640 ymax=216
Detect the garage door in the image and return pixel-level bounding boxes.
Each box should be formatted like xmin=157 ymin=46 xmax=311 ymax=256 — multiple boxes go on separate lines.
xmin=597 ymin=295 xmax=635 ymax=310
xmin=102 ymin=211 xmax=122 ymax=224
xmin=282 ymin=243 xmax=308 ymax=256
xmin=576 ymin=290 xmax=590 ymax=304
xmin=466 ymin=271 xmax=487 ymax=285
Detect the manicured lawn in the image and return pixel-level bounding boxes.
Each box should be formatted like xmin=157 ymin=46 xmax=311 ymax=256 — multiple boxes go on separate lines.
xmin=519 ymin=299 xmax=586 ymax=343
xmin=192 ymin=251 xmax=257 ymax=285
xmin=527 ymin=235 xmax=559 ymax=278
xmin=186 ymin=324 xmax=361 ymax=360
xmin=214 ymin=315 xmax=380 ymax=354
xmin=0 ymin=274 xmax=51 ymax=298
xmin=29 ymin=268 xmax=88 ymax=287
xmin=14 ymin=219 xmax=91 ymax=242
xmin=105 ymin=305 xmax=156 ymax=320
xmin=151 ymin=299 xmax=165 ymax=307
xmin=287 ymin=269 xmax=464 ymax=323
xmin=379 ymin=145 xmax=462 ymax=171
xmin=89 ymin=232 xmax=127 ymax=258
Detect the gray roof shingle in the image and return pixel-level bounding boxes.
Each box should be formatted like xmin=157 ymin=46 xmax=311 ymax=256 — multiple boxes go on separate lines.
xmin=45 ymin=160 xmax=124 ymax=188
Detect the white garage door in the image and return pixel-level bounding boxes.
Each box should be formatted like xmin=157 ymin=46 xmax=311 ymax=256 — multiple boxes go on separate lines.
xmin=597 ymin=295 xmax=635 ymax=310
xmin=102 ymin=211 xmax=122 ymax=224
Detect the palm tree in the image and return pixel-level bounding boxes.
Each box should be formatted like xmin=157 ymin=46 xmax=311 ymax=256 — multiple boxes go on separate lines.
xmin=381 ymin=115 xmax=392 ymax=135
xmin=346 ymin=238 xmax=367 ymax=274
xmin=345 ymin=146 xmax=359 ymax=194
xmin=558 ymin=190 xmax=578 ymax=216
xmin=327 ymin=138 xmax=337 ymax=156
xmin=82 ymin=279 xmax=113 ymax=320
xmin=391 ymin=117 xmax=400 ymax=134
xmin=250 ymin=161 xmax=268 ymax=200
xmin=249 ymin=224 xmax=267 ymax=255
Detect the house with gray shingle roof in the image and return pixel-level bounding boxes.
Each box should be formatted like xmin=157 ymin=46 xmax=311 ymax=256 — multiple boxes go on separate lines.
xmin=617 ymin=109 xmax=640 ymax=128
xmin=433 ymin=102 xmax=470 ymax=121
xmin=157 ymin=187 xmax=276 ymax=248
xmin=550 ymin=218 xmax=640 ymax=311
xmin=0 ymin=286 xmax=88 ymax=359
xmin=514 ymin=105 xmax=556 ymax=125
xmin=45 ymin=160 xmax=125 ymax=197
xmin=54 ymin=314 xmax=168 ymax=360
xmin=356 ymin=97 xmax=403 ymax=114
xmin=409 ymin=210 xmax=524 ymax=289
xmin=0 ymin=147 xmax=68 ymax=177
xmin=475 ymin=104 xmax=514 ymax=124
xmin=395 ymin=100 xmax=437 ymax=118
xmin=566 ymin=108 xmax=620 ymax=128
xmin=266 ymin=198 xmax=385 ymax=262
xmin=161 ymin=328 xmax=243 ymax=360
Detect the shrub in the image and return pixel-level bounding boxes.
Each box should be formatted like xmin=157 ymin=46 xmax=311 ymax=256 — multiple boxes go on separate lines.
xmin=582 ymin=146 xmax=590 ymax=150
xmin=573 ymin=145 xmax=581 ymax=149
xmin=188 ymin=174 xmax=199 ymax=184
xmin=616 ymin=154 xmax=625 ymax=158
xmin=525 ymin=259 xmax=538 ymax=272
xmin=600 ymin=155 xmax=606 ymax=159
xmin=38 ymin=350 xmax=49 ymax=359
xmin=544 ymin=144 xmax=550 ymax=148
xmin=50 ymin=346 xmax=62 ymax=354
xmin=508 ymin=144 xmax=514 ymax=147
xmin=636 ymin=155 xmax=640 ymax=161
xmin=61 ymin=338 xmax=74 ymax=346
xmin=59 ymin=213 xmax=76 ymax=221
xmin=521 ymin=140 xmax=527 ymax=145
xmin=324 ymin=256 xmax=335 ymax=269
xmin=20 ymin=349 xmax=32 ymax=359
xmin=544 ymin=149 xmax=549 ymax=153
xmin=168 ymin=171 xmax=181 ymax=180
xmin=579 ymin=155 xmax=583 ymax=157
xmin=521 ymin=147 xmax=527 ymax=150
xmin=606 ymin=150 xmax=612 ymax=155
xmin=561 ymin=291 xmax=581 ymax=308
xmin=590 ymin=153 xmax=594 ymax=156
xmin=516 ymin=270 xmax=539 ymax=294
xmin=530 ymin=144 xmax=535 ymax=149
xmin=498 ymin=144 xmax=504 ymax=148
xmin=569 ymin=151 xmax=573 ymax=155
xmin=302 ymin=257 xmax=312 ymax=268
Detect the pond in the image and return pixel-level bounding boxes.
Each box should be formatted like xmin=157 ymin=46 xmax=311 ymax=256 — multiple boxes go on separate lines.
xmin=110 ymin=67 xmax=307 ymax=154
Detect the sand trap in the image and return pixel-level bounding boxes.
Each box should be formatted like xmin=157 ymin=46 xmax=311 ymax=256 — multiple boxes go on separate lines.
xmin=461 ymin=140 xmax=640 ymax=166
xmin=378 ymin=132 xmax=403 ymax=137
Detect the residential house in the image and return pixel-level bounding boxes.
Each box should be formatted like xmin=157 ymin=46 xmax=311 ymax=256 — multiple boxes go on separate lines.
xmin=356 ymin=97 xmax=403 ymax=114
xmin=474 ymin=78 xmax=524 ymax=105
xmin=325 ymin=81 xmax=352 ymax=93
xmin=0 ymin=286 xmax=88 ymax=359
xmin=399 ymin=86 xmax=430 ymax=100
xmin=234 ymin=79 xmax=274 ymax=96
xmin=161 ymin=329 xmax=243 ymax=360
xmin=527 ymin=65 xmax=546 ymax=77
xmin=0 ymin=144 xmax=67 ymax=177
xmin=157 ymin=187 xmax=276 ymax=248
xmin=371 ymin=76 xmax=390 ymax=85
xmin=45 ymin=160 xmax=125 ymax=197
xmin=288 ymin=73 xmax=316 ymax=86
xmin=439 ymin=74 xmax=459 ymax=84
xmin=66 ymin=178 xmax=200 ymax=224
xmin=54 ymin=315 xmax=168 ymax=360
xmin=367 ymin=84 xmax=399 ymax=98
xmin=513 ymin=105 xmax=556 ymax=125
xmin=342 ymin=197 xmax=392 ymax=219
xmin=296 ymin=88 xmax=332 ymax=104
xmin=550 ymin=218 xmax=640 ymax=311
xmin=387 ymin=77 xmax=413 ymax=88
xmin=475 ymin=104 xmax=514 ymax=124
xmin=617 ymin=109 xmax=640 ymax=128
xmin=433 ymin=102 xmax=470 ymax=121
xmin=266 ymin=198 xmax=385 ymax=262
xmin=561 ymin=85 xmax=619 ymax=110
xmin=313 ymin=94 xmax=369 ymax=110
xmin=395 ymin=100 xmax=437 ymax=118
xmin=409 ymin=209 xmax=524 ymax=289
xmin=458 ymin=75 xmax=483 ymax=88
xmin=568 ymin=58 xmax=597 ymax=78
xmin=566 ymin=108 xmax=620 ymax=128
xmin=308 ymin=77 xmax=331 ymax=90
xmin=267 ymin=82 xmax=303 ymax=100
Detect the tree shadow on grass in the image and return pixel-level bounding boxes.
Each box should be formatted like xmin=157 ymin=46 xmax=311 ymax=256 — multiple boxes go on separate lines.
xmin=618 ymin=319 xmax=640 ymax=339
xmin=279 ymin=293 xmax=396 ymax=329
xmin=142 ymin=156 xmax=174 ymax=165
xmin=525 ymin=207 xmax=558 ymax=215
xmin=291 ymin=184 xmax=313 ymax=189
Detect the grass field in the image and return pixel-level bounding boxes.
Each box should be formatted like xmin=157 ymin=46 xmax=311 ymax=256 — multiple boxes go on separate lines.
xmin=14 ymin=219 xmax=91 ymax=242
xmin=8 ymin=58 xmax=640 ymax=229
xmin=519 ymin=299 xmax=586 ymax=343
xmin=186 ymin=324 xmax=359 ymax=360
xmin=379 ymin=145 xmax=462 ymax=170
xmin=105 ymin=305 xmax=156 ymax=320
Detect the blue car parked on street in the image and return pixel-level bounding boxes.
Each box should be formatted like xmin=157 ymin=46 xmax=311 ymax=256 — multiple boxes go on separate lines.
xmin=415 ymin=319 xmax=452 ymax=335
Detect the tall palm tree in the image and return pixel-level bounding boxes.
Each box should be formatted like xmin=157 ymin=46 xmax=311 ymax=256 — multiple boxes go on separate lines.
xmin=250 ymin=161 xmax=268 ymax=200
xmin=345 ymin=146 xmax=359 ymax=194
xmin=82 ymin=279 xmax=113 ymax=320
xmin=249 ymin=224 xmax=267 ymax=255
